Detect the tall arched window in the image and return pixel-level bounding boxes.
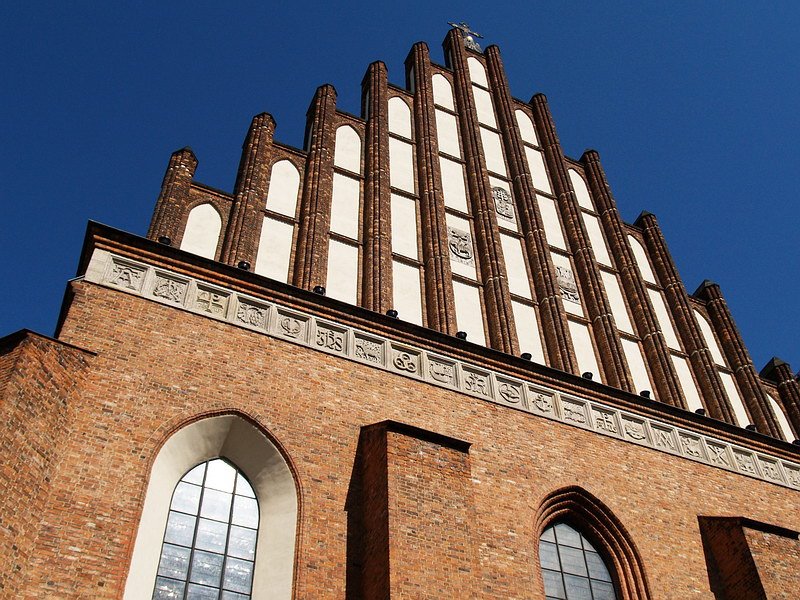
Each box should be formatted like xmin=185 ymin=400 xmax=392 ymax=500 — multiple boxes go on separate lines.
xmin=534 ymin=486 xmax=652 ymax=599
xmin=153 ymin=458 xmax=259 ymax=599
xmin=539 ymin=522 xmax=617 ymax=600
xmin=124 ymin=414 xmax=297 ymax=600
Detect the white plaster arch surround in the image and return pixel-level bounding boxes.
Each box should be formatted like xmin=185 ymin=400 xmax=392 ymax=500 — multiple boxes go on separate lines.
xmin=123 ymin=414 xmax=298 ymax=600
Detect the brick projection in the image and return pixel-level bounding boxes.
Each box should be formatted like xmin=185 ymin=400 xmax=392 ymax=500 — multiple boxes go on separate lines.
xmin=2 ymin=26 xmax=800 ymax=599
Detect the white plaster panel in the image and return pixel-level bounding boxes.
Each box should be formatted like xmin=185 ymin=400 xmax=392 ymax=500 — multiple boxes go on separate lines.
xmin=389 ymin=138 xmax=415 ymax=193
xmin=473 ymin=85 xmax=497 ymax=127
xmin=569 ymin=169 xmax=594 ymax=211
xmin=391 ymin=193 xmax=418 ymax=259
xmin=568 ymin=320 xmax=601 ymax=382
xmin=500 ymin=234 xmax=531 ymax=299
xmin=254 ymin=218 xmax=294 ymax=283
xmin=525 ymin=146 xmax=552 ymax=193
xmin=582 ymin=212 xmax=612 ymax=266
xmin=265 ymin=160 xmax=301 ymax=218
xmin=330 ymin=173 xmax=360 ymax=240
xmin=326 ymin=240 xmax=359 ymax=304
xmin=648 ymin=289 xmax=681 ymax=350
xmin=628 ymin=235 xmax=657 ymax=284
xmin=719 ymin=370 xmax=751 ymax=427
xmin=440 ymin=157 xmax=469 ymax=212
xmin=180 ymin=204 xmax=221 ymax=260
xmin=538 ymin=195 xmax=567 ymax=250
xmin=467 ymin=56 xmax=488 ymax=87
xmin=552 ymin=252 xmax=583 ymax=317
xmin=453 ymin=280 xmax=486 ymax=345
xmin=388 ymin=96 xmax=412 ymax=138
xmin=768 ymin=395 xmax=796 ymax=442
xmin=334 ymin=125 xmax=362 ymax=174
xmin=480 ymin=127 xmax=507 ymax=176
xmin=432 ymin=73 xmax=455 ymax=109
xmin=600 ymin=271 xmax=633 ymax=334
xmin=392 ymin=260 xmax=423 ymax=326
xmin=672 ymin=354 xmax=704 ymax=412
xmin=694 ymin=309 xmax=726 ymax=366
xmin=446 ymin=213 xmax=477 ymax=279
xmin=512 ymin=300 xmax=545 ymax=363
xmin=435 ymin=109 xmax=461 ymax=157
xmin=622 ymin=338 xmax=653 ymax=395
xmin=515 ymin=110 xmax=538 ymax=145
xmin=489 ymin=176 xmax=517 ymax=231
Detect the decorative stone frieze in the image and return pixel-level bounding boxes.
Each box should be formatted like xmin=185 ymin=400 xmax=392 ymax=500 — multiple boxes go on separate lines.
xmin=90 ymin=250 xmax=800 ymax=492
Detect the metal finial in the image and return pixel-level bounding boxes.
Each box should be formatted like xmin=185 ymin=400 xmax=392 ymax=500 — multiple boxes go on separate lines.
xmin=448 ymin=21 xmax=484 ymax=51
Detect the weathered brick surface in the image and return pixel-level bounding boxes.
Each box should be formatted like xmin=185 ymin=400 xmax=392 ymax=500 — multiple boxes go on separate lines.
xmin=0 ymin=332 xmax=92 ymax=597
xmin=0 ymin=279 xmax=795 ymax=598
xmin=745 ymin=526 xmax=800 ymax=599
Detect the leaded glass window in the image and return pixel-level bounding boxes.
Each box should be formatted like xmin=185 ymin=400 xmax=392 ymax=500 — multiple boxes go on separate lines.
xmin=152 ymin=459 xmax=259 ymax=600
xmin=539 ymin=522 xmax=617 ymax=600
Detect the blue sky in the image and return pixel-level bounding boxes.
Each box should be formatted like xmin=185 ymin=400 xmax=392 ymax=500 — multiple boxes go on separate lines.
xmin=2 ymin=2 xmax=798 ymax=372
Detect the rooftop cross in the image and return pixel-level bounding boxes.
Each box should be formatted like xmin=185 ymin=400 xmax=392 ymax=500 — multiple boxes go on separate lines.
xmin=448 ymin=21 xmax=483 ymax=51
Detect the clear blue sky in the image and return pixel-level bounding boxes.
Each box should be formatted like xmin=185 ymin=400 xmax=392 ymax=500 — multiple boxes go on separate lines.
xmin=2 ymin=2 xmax=798 ymax=372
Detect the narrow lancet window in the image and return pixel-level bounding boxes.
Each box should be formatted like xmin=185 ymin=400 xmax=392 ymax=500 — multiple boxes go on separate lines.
xmin=539 ymin=522 xmax=617 ymax=600
xmin=152 ymin=458 xmax=259 ymax=600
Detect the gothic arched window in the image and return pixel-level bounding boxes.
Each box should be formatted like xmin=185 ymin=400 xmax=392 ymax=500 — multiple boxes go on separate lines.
xmin=539 ymin=522 xmax=617 ymax=600
xmin=152 ymin=458 xmax=260 ymax=599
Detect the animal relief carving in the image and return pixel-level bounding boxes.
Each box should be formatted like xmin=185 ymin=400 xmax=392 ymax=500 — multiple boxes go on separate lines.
xmin=498 ymin=383 xmax=521 ymax=404
xmin=355 ymin=339 xmax=383 ymax=364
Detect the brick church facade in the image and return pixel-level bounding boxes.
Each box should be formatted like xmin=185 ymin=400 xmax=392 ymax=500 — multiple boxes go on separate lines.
xmin=1 ymin=26 xmax=799 ymax=599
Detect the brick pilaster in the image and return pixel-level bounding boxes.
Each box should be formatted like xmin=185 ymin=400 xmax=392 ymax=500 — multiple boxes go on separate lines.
xmin=760 ymin=358 xmax=800 ymax=440
xmin=405 ymin=43 xmax=457 ymax=334
xmin=221 ymin=113 xmax=275 ymax=266
xmin=582 ymin=150 xmax=685 ymax=407
xmin=353 ymin=421 xmax=478 ymax=599
xmin=147 ymin=147 xmax=198 ymax=243
xmin=360 ymin=62 xmax=393 ymax=313
xmin=484 ymin=45 xmax=576 ymax=371
xmin=635 ymin=212 xmax=735 ymax=423
xmin=530 ymin=94 xmax=632 ymax=390
xmin=444 ymin=30 xmax=518 ymax=354
xmin=695 ymin=281 xmax=782 ymax=438
xmin=293 ymin=85 xmax=337 ymax=290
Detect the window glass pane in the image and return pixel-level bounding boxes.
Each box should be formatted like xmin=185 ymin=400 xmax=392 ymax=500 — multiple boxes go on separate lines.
xmin=190 ymin=550 xmax=224 ymax=587
xmin=206 ymin=459 xmax=237 ymax=493
xmin=157 ymin=544 xmax=191 ymax=580
xmin=183 ymin=463 xmax=206 ymax=485
xmin=228 ymin=525 xmax=257 ymax=561
xmin=540 ymin=522 xmax=617 ymax=600
xmin=223 ymin=557 xmax=254 ymax=593
xmin=185 ymin=583 xmax=220 ymax=599
xmin=564 ymin=574 xmax=592 ymax=600
xmin=235 ymin=473 xmax=255 ymax=498
xmin=153 ymin=460 xmax=258 ymax=600
xmin=555 ymin=523 xmax=582 ymax=547
xmin=558 ymin=545 xmax=588 ymax=577
xmin=539 ymin=540 xmax=560 ymax=571
xmin=232 ymin=495 xmax=259 ymax=528
xmin=172 ymin=482 xmax=202 ymax=515
xmin=590 ymin=580 xmax=617 ymax=600
xmin=201 ymin=488 xmax=233 ymax=522
xmin=196 ymin=518 xmax=229 ymax=554
xmin=153 ymin=576 xmax=185 ymax=599
xmin=164 ymin=511 xmax=196 ymax=547
xmin=542 ymin=569 xmax=566 ymax=599
xmin=585 ymin=551 xmax=612 ymax=582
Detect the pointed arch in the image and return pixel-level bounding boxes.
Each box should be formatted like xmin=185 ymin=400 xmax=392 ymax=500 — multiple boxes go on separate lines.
xmin=181 ymin=203 xmax=222 ymax=259
xmin=123 ymin=413 xmax=298 ymax=600
xmin=533 ymin=486 xmax=652 ymax=600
